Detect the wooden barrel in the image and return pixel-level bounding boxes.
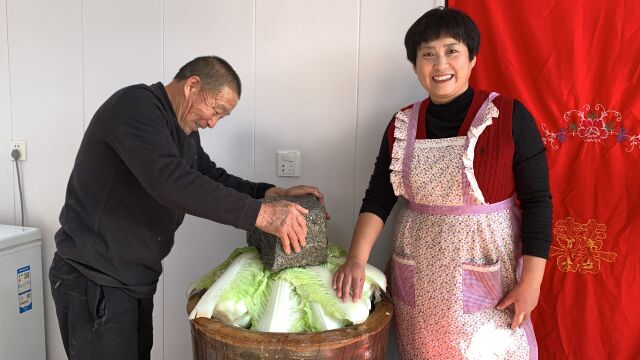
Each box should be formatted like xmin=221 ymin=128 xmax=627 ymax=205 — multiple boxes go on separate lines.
xmin=186 ymin=294 xmax=393 ymax=360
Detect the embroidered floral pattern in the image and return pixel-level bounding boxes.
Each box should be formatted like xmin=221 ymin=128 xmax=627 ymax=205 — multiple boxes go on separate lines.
xmin=541 ymin=104 xmax=640 ymax=151
xmin=549 ymin=217 xmax=617 ymax=274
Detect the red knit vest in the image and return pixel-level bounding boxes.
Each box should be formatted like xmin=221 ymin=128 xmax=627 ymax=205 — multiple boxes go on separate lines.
xmin=388 ymin=90 xmax=515 ymax=203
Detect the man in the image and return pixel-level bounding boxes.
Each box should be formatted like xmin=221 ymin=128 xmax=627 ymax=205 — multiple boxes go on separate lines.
xmin=49 ymin=56 xmax=324 ymax=359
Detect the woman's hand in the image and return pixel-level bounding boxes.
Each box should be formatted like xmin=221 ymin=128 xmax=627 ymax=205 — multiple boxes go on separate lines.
xmin=265 ymin=185 xmax=330 ymax=219
xmin=331 ymin=213 xmax=384 ymax=303
xmin=496 ymin=279 xmax=541 ymax=329
xmin=332 ymin=258 xmax=366 ymax=303
xmin=496 ymin=255 xmax=546 ymax=329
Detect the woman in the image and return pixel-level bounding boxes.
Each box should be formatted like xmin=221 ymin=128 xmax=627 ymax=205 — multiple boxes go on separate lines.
xmin=333 ymin=7 xmax=551 ymax=359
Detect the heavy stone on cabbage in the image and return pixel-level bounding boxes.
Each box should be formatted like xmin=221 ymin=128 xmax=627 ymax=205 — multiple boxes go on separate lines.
xmin=247 ymin=195 xmax=327 ymax=271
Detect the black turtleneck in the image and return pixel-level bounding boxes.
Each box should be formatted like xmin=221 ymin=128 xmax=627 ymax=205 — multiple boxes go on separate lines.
xmin=427 ymin=86 xmax=475 ymax=137
xmin=360 ymin=87 xmax=552 ymax=259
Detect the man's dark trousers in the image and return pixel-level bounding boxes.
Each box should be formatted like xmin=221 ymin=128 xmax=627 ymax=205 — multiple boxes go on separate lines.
xmin=49 ymin=253 xmax=154 ymax=360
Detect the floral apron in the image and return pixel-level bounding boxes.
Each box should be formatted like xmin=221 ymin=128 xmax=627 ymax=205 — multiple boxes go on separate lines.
xmin=389 ymin=93 xmax=537 ymax=359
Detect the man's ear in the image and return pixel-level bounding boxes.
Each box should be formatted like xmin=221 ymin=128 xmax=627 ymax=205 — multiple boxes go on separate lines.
xmin=183 ymin=76 xmax=202 ymax=97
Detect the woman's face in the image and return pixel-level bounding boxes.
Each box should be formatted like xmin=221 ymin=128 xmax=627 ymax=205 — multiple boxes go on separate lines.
xmin=414 ymin=36 xmax=476 ymax=104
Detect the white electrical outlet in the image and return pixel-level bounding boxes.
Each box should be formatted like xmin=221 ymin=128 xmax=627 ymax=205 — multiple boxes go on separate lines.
xmin=276 ymin=151 xmax=301 ymax=177
xmin=10 ymin=140 xmax=27 ymax=161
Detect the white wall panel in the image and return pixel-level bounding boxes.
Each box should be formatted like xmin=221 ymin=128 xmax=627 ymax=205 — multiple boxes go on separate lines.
xmin=163 ymin=0 xmax=256 ymax=179
xmin=0 ymin=0 xmax=13 ymax=225
xmin=5 ymin=0 xmax=84 ymax=359
xmin=162 ymin=1 xmax=256 ymax=359
xmin=81 ymin=1 xmax=164 ymax=357
xmin=255 ymin=0 xmax=360 ymax=251
xmin=355 ymin=0 xmax=432 ymax=269
xmin=356 ymin=2 xmax=435 ymax=358
xmin=82 ymin=0 xmax=163 ymax=127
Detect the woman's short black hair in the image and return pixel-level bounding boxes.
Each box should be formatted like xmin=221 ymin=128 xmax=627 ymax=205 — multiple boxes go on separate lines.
xmin=404 ymin=7 xmax=480 ymax=65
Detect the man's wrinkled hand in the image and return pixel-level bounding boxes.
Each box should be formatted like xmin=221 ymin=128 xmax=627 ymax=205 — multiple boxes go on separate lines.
xmin=255 ymin=200 xmax=308 ymax=254
xmin=265 ymin=185 xmax=330 ymax=220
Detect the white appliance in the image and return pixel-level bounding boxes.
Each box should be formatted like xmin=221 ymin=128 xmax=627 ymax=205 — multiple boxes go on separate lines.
xmin=0 ymin=225 xmax=46 ymax=360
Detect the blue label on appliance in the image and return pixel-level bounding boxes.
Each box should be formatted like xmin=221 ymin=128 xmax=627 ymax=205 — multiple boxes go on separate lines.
xmin=17 ymin=265 xmax=32 ymax=314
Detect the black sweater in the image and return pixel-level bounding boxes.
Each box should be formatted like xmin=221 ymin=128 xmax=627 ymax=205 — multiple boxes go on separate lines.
xmin=360 ymin=88 xmax=552 ymax=258
xmin=55 ymin=82 xmax=273 ymax=298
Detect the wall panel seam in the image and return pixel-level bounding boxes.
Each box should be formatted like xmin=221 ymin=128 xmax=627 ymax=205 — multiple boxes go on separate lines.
xmin=4 ymin=0 xmax=16 ymax=224
xmin=3 ymin=0 xmax=11 ymax=134
xmin=160 ymin=0 xmax=166 ymax=359
xmin=80 ymin=0 xmax=86 ymax=131
xmin=352 ymin=0 xmax=362 ymax=228
xmin=252 ymin=0 xmax=256 ymax=180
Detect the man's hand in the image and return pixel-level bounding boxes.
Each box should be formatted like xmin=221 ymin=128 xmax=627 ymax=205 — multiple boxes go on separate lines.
xmin=265 ymin=185 xmax=330 ymax=219
xmin=332 ymin=257 xmax=366 ymax=303
xmin=255 ymin=200 xmax=308 ymax=254
xmin=496 ymin=279 xmax=541 ymax=329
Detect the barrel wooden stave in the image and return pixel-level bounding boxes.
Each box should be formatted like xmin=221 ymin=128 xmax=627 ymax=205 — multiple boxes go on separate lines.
xmin=187 ymin=294 xmax=393 ymax=360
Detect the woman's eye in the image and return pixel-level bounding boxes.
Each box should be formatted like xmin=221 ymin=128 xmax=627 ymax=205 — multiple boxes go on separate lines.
xmin=447 ymin=49 xmax=459 ymax=55
xmin=422 ymin=52 xmax=434 ymax=58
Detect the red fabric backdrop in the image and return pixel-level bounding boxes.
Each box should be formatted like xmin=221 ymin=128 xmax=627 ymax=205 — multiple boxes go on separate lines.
xmin=446 ymin=1 xmax=640 ymax=358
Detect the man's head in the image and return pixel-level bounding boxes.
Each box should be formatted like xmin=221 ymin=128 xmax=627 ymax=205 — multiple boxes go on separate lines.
xmin=167 ymin=56 xmax=242 ymax=135
xmin=174 ymin=56 xmax=242 ymax=97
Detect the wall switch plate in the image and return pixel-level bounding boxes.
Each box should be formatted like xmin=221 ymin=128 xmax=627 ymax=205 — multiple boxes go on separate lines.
xmin=10 ymin=140 xmax=27 ymax=161
xmin=276 ymin=151 xmax=301 ymax=177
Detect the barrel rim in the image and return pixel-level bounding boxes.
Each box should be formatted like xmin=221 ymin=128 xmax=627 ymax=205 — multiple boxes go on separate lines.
xmin=187 ymin=293 xmax=393 ymax=349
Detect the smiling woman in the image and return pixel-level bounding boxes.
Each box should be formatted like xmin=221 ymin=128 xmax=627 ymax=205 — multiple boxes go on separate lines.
xmin=413 ymin=37 xmax=476 ymax=104
xmin=404 ymin=7 xmax=479 ymax=105
xmin=332 ymin=6 xmax=552 ymax=360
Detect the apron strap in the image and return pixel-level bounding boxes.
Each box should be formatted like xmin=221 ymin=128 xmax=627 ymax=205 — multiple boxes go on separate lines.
xmin=401 ymin=101 xmax=422 ymax=203
xmin=461 ymin=92 xmax=500 ymax=205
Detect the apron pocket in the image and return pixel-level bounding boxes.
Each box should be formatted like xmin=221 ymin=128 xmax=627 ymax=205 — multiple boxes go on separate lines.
xmin=391 ymin=253 xmax=416 ymax=307
xmin=462 ymin=261 xmax=502 ymax=314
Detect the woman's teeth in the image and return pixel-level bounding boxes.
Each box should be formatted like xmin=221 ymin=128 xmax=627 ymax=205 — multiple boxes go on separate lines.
xmin=433 ymin=74 xmax=453 ymax=81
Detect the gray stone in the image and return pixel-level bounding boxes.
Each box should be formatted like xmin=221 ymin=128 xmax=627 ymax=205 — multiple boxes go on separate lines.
xmin=247 ymin=195 xmax=327 ymax=272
